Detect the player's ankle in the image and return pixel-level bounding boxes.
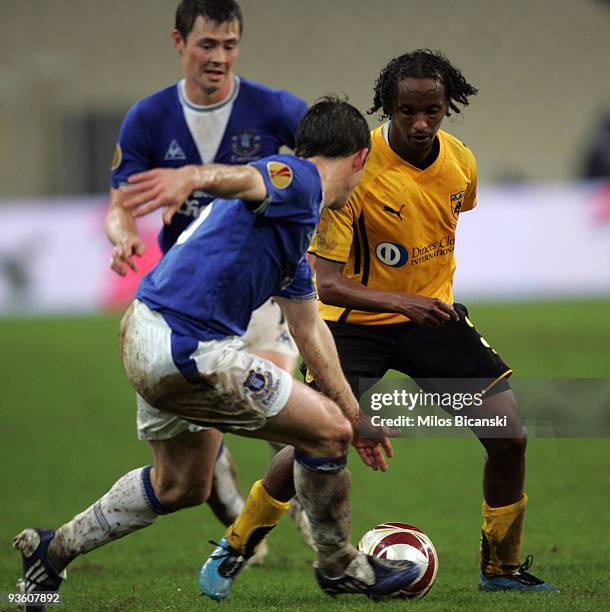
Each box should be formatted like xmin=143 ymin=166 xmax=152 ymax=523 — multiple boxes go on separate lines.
xmin=47 ymin=531 xmax=76 ymax=573
xmin=317 ymin=545 xmax=357 ymax=578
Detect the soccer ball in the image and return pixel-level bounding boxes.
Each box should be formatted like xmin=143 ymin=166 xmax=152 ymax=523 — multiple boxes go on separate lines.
xmin=357 ymin=522 xmax=438 ymax=599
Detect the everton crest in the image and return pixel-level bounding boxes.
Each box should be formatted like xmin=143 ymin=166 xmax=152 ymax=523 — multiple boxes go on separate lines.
xmin=243 ymin=367 xmax=277 ymax=406
xmin=231 ymin=130 xmax=261 ymax=158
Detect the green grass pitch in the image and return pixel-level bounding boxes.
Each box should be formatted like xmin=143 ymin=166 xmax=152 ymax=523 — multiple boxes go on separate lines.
xmin=1 ymin=300 xmax=609 ymax=611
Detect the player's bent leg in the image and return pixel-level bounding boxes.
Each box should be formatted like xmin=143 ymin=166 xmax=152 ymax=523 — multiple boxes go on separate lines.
xmin=253 ymin=382 xmax=419 ymax=598
xmin=293 ymin=449 xmax=419 ymax=599
xmin=251 ymin=379 xmax=352 ymax=457
xmin=200 ymin=382 xmax=418 ymax=600
xmin=200 ymin=383 xmax=348 ymax=600
xmin=14 ymin=426 xmax=221 ymax=602
xmin=121 ymin=317 xmax=416 ymax=599
xmin=148 ymin=428 xmax=221 ymax=509
xmin=13 ymin=465 xmax=173 ymax=604
xmin=256 ymin=381 xmax=353 ymax=569
xmin=469 ymin=389 xmax=558 ymax=592
xmin=139 ymin=386 xmax=251 ymax=554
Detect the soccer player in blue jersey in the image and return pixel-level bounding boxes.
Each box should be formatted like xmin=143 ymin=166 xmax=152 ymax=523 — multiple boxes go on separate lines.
xmin=14 ymin=98 xmax=421 ymax=602
xmin=104 ymin=0 xmax=311 ymax=550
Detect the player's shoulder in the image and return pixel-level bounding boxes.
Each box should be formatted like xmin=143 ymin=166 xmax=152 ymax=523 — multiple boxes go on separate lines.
xmin=237 ymin=76 xmax=306 ymax=114
xmin=354 ymin=125 xmax=395 ymax=191
xmin=125 ymin=83 xmax=179 ymax=124
xmin=440 ymin=129 xmax=477 ymax=169
xmin=257 ymin=153 xmax=318 ymax=185
xmin=238 ymin=76 xmax=303 ymax=102
xmin=250 ymin=154 xmax=322 ymax=220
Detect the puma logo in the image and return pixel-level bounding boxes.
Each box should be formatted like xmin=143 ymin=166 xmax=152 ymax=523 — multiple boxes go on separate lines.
xmin=383 ymin=204 xmax=405 ymax=220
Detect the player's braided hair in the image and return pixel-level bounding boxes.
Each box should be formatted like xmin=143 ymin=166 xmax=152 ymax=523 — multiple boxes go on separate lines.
xmin=369 ymin=49 xmax=478 ymax=119
xmin=175 ymin=0 xmax=243 ymax=39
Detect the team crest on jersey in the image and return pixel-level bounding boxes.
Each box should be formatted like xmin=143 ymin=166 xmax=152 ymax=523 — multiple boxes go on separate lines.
xmin=267 ymin=162 xmax=293 ymax=189
xmin=450 ymin=191 xmax=465 ymax=220
xmin=164 ymin=139 xmax=186 ymax=161
xmin=231 ymin=130 xmax=261 ymax=157
xmin=110 ymin=143 xmax=122 ymax=170
xmin=244 ymin=367 xmax=278 ymax=406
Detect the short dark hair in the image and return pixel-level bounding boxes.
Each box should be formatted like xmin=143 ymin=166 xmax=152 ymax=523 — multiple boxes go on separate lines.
xmin=295 ymin=97 xmax=371 ymax=158
xmin=175 ymin=0 xmax=243 ymax=40
xmin=369 ymin=49 xmax=478 ymax=119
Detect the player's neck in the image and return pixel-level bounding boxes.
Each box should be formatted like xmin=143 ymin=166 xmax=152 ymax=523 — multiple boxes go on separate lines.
xmin=389 ymin=129 xmax=440 ymax=170
xmin=308 ymin=156 xmax=349 ymax=209
xmin=184 ymin=77 xmax=234 ymax=107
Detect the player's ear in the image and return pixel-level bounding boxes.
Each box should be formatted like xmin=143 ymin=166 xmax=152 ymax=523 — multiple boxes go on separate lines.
xmin=172 ymin=30 xmax=185 ymax=54
xmin=353 ymin=148 xmax=370 ymax=173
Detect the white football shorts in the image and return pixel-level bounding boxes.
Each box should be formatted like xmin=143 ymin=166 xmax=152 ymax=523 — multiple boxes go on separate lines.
xmin=243 ymin=298 xmax=298 ymax=358
xmin=120 ymin=300 xmax=293 ymax=440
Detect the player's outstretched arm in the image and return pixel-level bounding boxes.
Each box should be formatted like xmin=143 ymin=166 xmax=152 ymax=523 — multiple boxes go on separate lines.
xmin=106 ymin=187 xmax=146 ymax=276
xmin=315 ymin=257 xmax=458 ymax=327
xmin=121 ymin=164 xmax=267 ymax=224
xmin=275 ymin=297 xmax=393 ymax=471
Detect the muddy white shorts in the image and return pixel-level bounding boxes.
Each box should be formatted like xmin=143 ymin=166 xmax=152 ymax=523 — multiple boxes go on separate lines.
xmin=243 ymin=298 xmax=298 ymax=358
xmin=120 ymin=300 xmax=293 ymax=439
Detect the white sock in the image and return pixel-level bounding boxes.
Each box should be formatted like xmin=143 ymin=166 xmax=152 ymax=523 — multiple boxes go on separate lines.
xmin=293 ymin=458 xmax=354 ymax=575
xmin=51 ymin=466 xmax=172 ymax=559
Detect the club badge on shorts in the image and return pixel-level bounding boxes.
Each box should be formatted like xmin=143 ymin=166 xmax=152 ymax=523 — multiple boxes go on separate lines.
xmin=244 ymin=367 xmax=279 ymax=407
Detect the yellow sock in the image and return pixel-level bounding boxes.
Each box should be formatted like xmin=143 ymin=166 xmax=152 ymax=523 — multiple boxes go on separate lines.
xmin=225 ymin=480 xmax=290 ymax=557
xmin=480 ymin=493 xmax=528 ymax=576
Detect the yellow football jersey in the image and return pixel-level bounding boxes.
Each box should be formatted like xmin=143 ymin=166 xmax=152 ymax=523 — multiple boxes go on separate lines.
xmin=310 ymin=124 xmax=477 ymax=325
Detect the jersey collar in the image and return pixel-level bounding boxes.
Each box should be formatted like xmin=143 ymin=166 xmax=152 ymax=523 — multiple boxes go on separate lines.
xmin=379 ymin=121 xmax=446 ymax=179
xmin=177 ymin=76 xmax=240 ymax=113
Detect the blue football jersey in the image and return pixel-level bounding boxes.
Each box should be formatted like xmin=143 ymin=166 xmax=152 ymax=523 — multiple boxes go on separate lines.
xmin=136 ymin=155 xmax=322 ymax=341
xmin=111 ymin=77 xmax=308 ymax=252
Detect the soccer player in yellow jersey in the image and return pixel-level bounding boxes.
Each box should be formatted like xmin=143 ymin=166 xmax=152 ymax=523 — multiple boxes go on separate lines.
xmin=199 ymin=50 xmax=558 ymax=597
xmin=308 ymin=49 xmax=557 ymax=593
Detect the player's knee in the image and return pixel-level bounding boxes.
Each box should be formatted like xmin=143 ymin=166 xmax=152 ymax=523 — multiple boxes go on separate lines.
xmin=335 ymin=416 xmax=353 ymax=453
xmin=487 ymin=429 xmax=528 ymax=458
xmin=314 ymin=400 xmax=352 ymax=457
xmin=510 ymin=429 xmax=528 ymax=455
xmin=154 ymin=474 xmax=211 ymax=509
xmin=324 ymin=420 xmax=352 ymax=457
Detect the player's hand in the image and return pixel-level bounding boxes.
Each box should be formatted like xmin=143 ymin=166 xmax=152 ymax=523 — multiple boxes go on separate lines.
xmin=109 ymin=234 xmax=146 ymax=276
xmin=396 ymin=294 xmax=458 ymax=327
xmin=122 ymin=166 xmax=198 ymax=224
xmin=351 ymin=412 xmax=395 ymax=472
